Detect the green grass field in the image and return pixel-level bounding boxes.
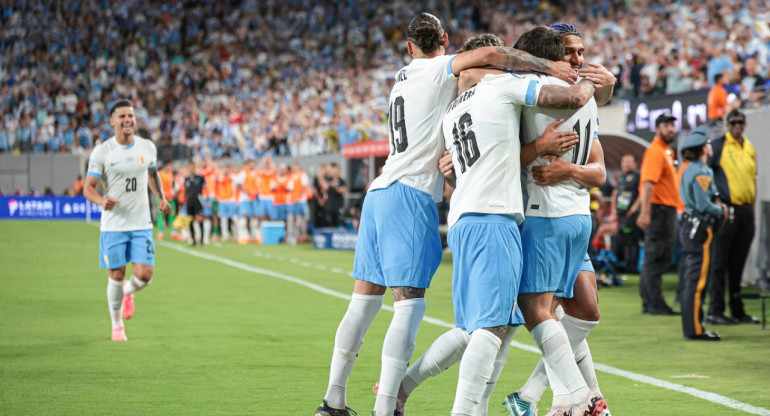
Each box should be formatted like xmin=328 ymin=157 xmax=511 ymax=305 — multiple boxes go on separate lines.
xmin=1 ymin=221 xmax=769 ymax=415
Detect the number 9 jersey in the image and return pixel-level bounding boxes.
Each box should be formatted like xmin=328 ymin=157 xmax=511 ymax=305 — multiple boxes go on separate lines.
xmin=368 ymin=54 xmax=458 ymax=202
xmin=87 ymin=136 xmax=158 ymax=231
xmin=519 ymin=73 xmax=599 ymax=218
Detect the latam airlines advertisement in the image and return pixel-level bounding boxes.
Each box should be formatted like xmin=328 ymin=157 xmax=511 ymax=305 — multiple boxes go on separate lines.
xmin=0 ymin=196 xmax=102 ymax=220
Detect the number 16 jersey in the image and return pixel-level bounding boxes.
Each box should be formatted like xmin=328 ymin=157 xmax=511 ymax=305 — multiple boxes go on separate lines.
xmin=87 ymin=136 xmax=157 ymax=231
xmin=443 ymin=73 xmax=542 ymax=228
xmin=368 ymin=54 xmax=458 ymax=202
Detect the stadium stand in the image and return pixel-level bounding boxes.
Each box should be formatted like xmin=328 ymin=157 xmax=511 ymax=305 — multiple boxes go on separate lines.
xmin=1 ymin=0 xmax=769 ymax=160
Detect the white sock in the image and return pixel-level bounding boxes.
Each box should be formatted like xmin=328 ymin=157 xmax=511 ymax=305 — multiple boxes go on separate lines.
xmin=561 ymin=315 xmax=601 ymax=395
xmin=545 ymin=360 xmax=572 ymax=407
xmin=519 ymin=359 xmax=548 ymax=403
xmin=451 ymin=329 xmax=502 ymax=416
xmin=373 ymin=298 xmax=426 ymax=416
xmin=220 ymin=217 xmax=229 ymax=240
xmin=181 ymin=227 xmax=191 ymax=243
xmin=237 ymin=217 xmax=248 ymax=240
xmin=325 ymin=293 xmax=384 ymax=409
xmin=249 ymin=218 xmax=259 ymax=240
xmin=472 ymin=326 xmax=518 ymax=415
xmin=192 ymin=221 xmax=202 ymax=242
xmin=203 ymin=219 xmax=212 ymax=244
xmin=402 ymin=327 xmax=470 ymax=396
xmin=106 ymin=278 xmax=124 ymax=329
xmin=123 ymin=275 xmax=150 ymax=295
xmin=531 ymin=319 xmax=589 ymax=406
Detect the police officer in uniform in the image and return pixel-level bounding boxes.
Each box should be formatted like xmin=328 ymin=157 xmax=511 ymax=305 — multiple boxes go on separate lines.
xmin=678 ymin=126 xmax=728 ymax=341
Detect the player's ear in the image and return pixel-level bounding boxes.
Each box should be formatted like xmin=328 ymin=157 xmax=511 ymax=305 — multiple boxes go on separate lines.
xmin=406 ymin=41 xmax=415 ymax=57
xmin=442 ymin=32 xmax=449 ymax=48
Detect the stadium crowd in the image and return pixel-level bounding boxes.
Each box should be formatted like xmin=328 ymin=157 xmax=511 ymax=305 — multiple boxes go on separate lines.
xmin=2 ymin=0 xmax=770 ymax=159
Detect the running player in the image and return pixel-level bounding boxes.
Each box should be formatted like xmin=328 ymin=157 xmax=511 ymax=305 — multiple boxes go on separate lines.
xmin=316 ymin=12 xmax=578 ymax=416
xmin=83 ymin=99 xmax=170 ymax=342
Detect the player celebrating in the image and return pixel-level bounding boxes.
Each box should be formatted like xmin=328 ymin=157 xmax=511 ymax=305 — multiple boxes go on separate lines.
xmin=83 ymin=99 xmax=170 ymax=342
xmin=315 ymin=12 xmax=577 ymax=416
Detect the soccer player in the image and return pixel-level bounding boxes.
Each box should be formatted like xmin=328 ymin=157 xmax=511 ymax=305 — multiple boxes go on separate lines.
xmin=288 ymin=162 xmax=311 ymax=244
xmin=216 ymin=165 xmax=238 ymax=242
xmin=315 ymin=13 xmax=578 ymax=416
xmin=184 ymin=161 xmax=206 ymax=247
xmin=156 ymin=162 xmax=175 ymax=241
xmin=505 ymin=23 xmax=612 ymax=416
xmin=83 ymin=99 xmax=170 ymax=342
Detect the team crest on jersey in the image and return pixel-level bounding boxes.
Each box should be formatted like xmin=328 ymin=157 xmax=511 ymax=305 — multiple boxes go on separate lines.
xmin=139 ymin=155 xmax=145 ymax=165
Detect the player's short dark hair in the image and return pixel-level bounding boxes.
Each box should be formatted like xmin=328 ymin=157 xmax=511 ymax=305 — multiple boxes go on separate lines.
xmin=458 ymin=33 xmax=504 ymax=53
xmin=714 ymin=73 xmax=723 ymax=84
xmin=109 ymin=99 xmax=133 ymax=117
xmin=406 ymin=13 xmax=444 ymax=54
xmin=513 ymin=27 xmax=564 ymax=62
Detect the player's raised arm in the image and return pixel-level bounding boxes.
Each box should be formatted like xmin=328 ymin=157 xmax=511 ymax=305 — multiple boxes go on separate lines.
xmin=450 ymin=46 xmax=577 ymax=84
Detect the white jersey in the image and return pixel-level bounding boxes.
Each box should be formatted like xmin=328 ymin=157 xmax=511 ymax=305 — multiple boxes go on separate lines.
xmin=368 ymin=54 xmax=458 ymax=202
xmin=444 ymin=73 xmax=542 ymax=228
xmin=87 ymin=136 xmax=157 ymax=231
xmin=520 ymin=73 xmax=598 ymax=218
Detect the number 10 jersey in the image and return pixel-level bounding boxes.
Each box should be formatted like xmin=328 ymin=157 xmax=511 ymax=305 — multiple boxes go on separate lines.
xmin=520 ymin=73 xmax=599 ymax=218
xmin=368 ymin=54 xmax=458 ymax=202
xmin=87 ymin=136 xmax=157 ymax=231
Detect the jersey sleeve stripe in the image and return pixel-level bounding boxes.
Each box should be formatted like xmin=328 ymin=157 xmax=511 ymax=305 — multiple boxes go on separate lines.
xmin=525 ymin=80 xmax=538 ymax=106
xmin=87 ymin=172 xmax=102 ymax=179
xmin=446 ymin=55 xmax=456 ymax=75
xmin=148 ymin=164 xmax=157 ymax=170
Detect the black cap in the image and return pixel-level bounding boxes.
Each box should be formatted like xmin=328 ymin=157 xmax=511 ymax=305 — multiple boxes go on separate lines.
xmin=655 ymin=113 xmax=677 ymax=127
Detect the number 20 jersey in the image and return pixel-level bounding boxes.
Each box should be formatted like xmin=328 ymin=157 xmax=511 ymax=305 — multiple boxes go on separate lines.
xmin=519 ymin=73 xmax=599 ymax=218
xmin=368 ymin=55 xmax=457 ymax=202
xmin=442 ymin=73 xmax=543 ymax=228
xmin=87 ymin=136 xmax=157 ymax=231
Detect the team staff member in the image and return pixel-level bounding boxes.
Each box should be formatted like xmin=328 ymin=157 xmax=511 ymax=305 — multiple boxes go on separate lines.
xmin=679 ymin=126 xmax=727 ymax=341
xmin=706 ymin=109 xmax=759 ymax=325
xmin=636 ymin=113 xmax=681 ymax=316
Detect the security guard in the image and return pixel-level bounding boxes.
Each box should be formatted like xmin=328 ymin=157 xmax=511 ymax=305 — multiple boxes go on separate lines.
xmin=678 ymin=125 xmax=728 ymax=341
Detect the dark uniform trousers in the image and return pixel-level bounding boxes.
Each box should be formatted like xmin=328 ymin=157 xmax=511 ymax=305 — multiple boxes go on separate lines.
xmin=708 ymin=204 xmax=755 ymax=318
xmin=679 ymin=221 xmax=713 ymax=337
xmin=640 ymin=204 xmax=677 ymax=312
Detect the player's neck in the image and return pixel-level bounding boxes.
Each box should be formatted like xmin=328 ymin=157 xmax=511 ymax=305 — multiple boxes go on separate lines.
xmin=115 ymin=132 xmax=134 ymax=147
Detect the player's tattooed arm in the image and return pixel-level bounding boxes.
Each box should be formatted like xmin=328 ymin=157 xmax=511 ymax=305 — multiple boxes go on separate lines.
xmin=537 ymin=79 xmax=596 ymax=109
xmin=392 ymin=286 xmax=426 ymax=302
xmin=451 ymin=46 xmax=576 ymax=84
xmin=494 ymin=47 xmax=577 ymax=84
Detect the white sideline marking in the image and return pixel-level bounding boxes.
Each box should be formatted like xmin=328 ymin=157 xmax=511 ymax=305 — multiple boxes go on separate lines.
xmin=159 ymin=241 xmax=770 ymax=416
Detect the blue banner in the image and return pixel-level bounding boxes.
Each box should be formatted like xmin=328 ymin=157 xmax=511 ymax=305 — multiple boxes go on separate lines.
xmin=0 ymin=196 xmax=102 ymax=220
xmin=312 ymin=228 xmax=358 ymax=250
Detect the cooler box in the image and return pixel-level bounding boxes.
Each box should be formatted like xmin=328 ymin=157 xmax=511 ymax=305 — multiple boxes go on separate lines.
xmin=262 ymin=221 xmax=285 ymax=245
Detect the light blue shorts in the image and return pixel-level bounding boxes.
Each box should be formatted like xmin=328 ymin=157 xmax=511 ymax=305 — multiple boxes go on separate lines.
xmin=352 ymin=181 xmax=441 ymax=288
xmin=239 ymin=199 xmax=256 ymax=217
xmin=557 ymin=253 xmax=595 ymax=298
xmin=219 ymin=201 xmax=237 ymax=218
xmin=449 ymin=214 xmax=523 ymax=333
xmin=519 ymin=215 xmax=591 ymax=295
xmin=202 ymin=197 xmax=214 ymax=216
xmin=99 ymin=229 xmax=155 ymax=269
xmin=292 ymin=201 xmax=307 ymax=217
xmin=256 ymin=198 xmax=272 ymax=218
xmin=272 ymin=203 xmax=287 ymax=221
